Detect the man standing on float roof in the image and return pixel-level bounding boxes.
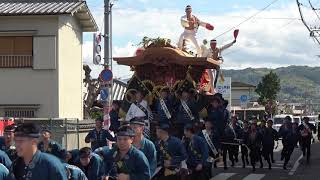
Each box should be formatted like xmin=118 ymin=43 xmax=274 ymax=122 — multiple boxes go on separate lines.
xmin=178 ymin=5 xmax=214 ymax=56
xmin=204 ymin=38 xmax=236 ymax=89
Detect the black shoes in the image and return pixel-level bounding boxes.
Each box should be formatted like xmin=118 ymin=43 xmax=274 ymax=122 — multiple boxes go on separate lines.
xmin=283 ymin=164 xmax=287 ymax=170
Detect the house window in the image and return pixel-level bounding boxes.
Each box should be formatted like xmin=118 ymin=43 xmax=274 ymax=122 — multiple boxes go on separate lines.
xmin=4 ymin=109 xmax=35 ymax=118
xmin=0 ymin=36 xmax=33 ymax=68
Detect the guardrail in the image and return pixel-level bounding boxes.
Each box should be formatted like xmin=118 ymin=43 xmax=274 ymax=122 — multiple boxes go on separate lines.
xmin=13 ymin=118 xmax=96 ymax=150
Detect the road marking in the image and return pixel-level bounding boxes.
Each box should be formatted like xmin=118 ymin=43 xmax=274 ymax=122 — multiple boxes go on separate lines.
xmin=217 ymin=165 xmax=285 ymax=169
xmin=242 ymin=174 xmax=265 ymax=180
xmin=288 ymin=154 xmax=303 ymax=175
xmin=274 ymin=161 xmax=284 ymax=163
xmin=210 ymin=173 xmax=236 ymax=180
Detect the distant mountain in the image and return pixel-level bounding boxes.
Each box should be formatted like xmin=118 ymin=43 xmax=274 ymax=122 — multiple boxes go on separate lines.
xmin=223 ymin=66 xmax=320 ymax=103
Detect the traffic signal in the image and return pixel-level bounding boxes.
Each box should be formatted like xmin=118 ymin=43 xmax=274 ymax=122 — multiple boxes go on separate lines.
xmin=93 ymin=33 xmax=102 ymax=65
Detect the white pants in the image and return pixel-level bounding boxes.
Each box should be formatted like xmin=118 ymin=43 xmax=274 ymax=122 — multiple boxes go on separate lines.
xmin=178 ymin=29 xmax=201 ymax=56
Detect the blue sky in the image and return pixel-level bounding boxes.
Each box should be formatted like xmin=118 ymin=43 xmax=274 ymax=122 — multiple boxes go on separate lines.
xmin=82 ymin=0 xmax=320 ymax=78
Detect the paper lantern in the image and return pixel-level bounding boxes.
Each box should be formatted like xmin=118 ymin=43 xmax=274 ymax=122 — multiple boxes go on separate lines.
xmin=135 ymin=48 xmax=145 ymax=56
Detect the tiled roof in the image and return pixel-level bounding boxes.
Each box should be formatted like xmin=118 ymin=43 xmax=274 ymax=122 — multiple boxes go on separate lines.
xmin=232 ymin=81 xmax=256 ymax=88
xmin=0 ymin=0 xmax=98 ymax=32
xmin=0 ymin=0 xmax=83 ymax=15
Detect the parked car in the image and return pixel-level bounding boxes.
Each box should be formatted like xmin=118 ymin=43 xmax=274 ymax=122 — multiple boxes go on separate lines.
xmin=302 ymin=115 xmax=317 ymax=126
xmin=272 ymin=114 xmax=294 ymax=132
xmin=293 ymin=116 xmax=301 ymax=125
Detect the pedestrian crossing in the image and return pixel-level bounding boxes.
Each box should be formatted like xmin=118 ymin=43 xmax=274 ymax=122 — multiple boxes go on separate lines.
xmin=210 ymin=173 xmax=266 ymax=180
xmin=215 ymin=160 xmax=290 ymax=170
xmin=210 ymin=173 xmax=236 ymax=180
xmin=208 ymin=160 xmax=294 ymax=180
xmin=242 ymin=174 xmax=265 ymax=180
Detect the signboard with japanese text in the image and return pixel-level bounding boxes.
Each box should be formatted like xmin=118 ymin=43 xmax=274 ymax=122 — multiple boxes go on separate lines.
xmin=216 ymin=77 xmax=232 ymax=110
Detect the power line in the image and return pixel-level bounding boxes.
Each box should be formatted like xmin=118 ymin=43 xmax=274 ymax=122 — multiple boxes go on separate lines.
xmin=223 ymin=19 xmax=298 ymax=57
xmin=103 ymin=7 xmax=299 ymax=21
xmin=309 ymin=0 xmax=320 ymax=21
xmin=217 ymin=15 xmax=300 ymax=20
xmin=214 ymin=0 xmax=281 ymax=39
xmin=297 ymin=0 xmax=320 ymax=45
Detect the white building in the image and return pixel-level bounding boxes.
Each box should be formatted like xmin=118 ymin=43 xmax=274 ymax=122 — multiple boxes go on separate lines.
xmin=0 ymin=0 xmax=98 ymax=119
xmin=231 ymin=81 xmax=256 ymax=106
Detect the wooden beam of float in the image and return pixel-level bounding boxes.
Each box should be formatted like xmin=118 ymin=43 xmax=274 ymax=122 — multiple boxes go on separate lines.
xmin=113 ymin=47 xmax=221 ymax=69
xmin=113 ymin=47 xmax=221 ymax=85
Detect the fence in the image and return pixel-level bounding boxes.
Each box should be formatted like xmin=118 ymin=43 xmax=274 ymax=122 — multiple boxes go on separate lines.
xmin=13 ymin=118 xmax=96 ymax=150
xmin=112 ymin=79 xmax=128 ymax=101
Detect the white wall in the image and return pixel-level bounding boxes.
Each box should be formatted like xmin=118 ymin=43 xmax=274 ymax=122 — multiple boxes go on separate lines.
xmin=0 ymin=16 xmax=60 ymax=118
xmin=232 ymin=87 xmax=252 ymax=106
xmin=0 ymin=15 xmax=84 ymax=119
xmin=58 ymin=15 xmax=84 ymax=119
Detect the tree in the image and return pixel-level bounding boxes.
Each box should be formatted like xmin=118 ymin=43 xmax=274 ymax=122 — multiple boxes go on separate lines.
xmin=137 ymin=36 xmax=172 ymax=48
xmin=255 ymin=71 xmax=281 ymax=115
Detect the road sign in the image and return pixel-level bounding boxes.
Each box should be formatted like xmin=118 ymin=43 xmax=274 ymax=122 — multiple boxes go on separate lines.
xmin=240 ymin=95 xmax=249 ymax=109
xmin=100 ymin=88 xmax=109 ymax=101
xmin=100 ymin=69 xmax=113 ymax=82
xmin=240 ymin=95 xmax=248 ymax=102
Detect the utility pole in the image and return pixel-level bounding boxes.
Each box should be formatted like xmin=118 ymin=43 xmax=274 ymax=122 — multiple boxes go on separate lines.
xmin=104 ymin=0 xmax=111 ymax=66
xmin=101 ymin=0 xmax=113 ymax=130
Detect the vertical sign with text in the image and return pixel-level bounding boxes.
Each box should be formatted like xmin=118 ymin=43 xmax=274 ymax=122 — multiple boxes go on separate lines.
xmin=216 ymin=77 xmax=232 ymax=110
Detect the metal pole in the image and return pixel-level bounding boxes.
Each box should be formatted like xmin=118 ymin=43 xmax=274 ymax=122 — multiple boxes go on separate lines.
xmin=110 ymin=3 xmax=113 ymax=71
xmin=64 ymin=118 xmax=68 ymax=149
xmin=104 ymin=0 xmax=110 ymax=66
xmin=110 ymin=3 xmax=114 ymax=101
xmin=103 ymin=0 xmax=112 ymax=129
xmin=50 ymin=118 xmax=52 ymax=130
xmin=77 ymin=118 xmax=80 ymax=150
xmin=244 ymin=108 xmax=246 ymax=121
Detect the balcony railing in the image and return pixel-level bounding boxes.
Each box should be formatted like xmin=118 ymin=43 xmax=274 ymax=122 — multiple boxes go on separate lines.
xmin=0 ymin=55 xmax=33 ymax=68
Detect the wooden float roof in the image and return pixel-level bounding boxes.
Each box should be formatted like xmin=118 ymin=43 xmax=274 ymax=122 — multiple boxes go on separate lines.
xmin=113 ymin=47 xmax=221 ymax=70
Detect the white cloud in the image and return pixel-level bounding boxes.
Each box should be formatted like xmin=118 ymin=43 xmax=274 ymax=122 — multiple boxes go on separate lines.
xmin=83 ymin=2 xmax=320 ymax=78
xmin=112 ymin=42 xmax=136 ymax=79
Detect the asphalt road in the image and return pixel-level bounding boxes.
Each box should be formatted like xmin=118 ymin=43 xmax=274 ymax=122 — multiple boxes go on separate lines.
xmin=209 ymin=141 xmax=317 ymax=180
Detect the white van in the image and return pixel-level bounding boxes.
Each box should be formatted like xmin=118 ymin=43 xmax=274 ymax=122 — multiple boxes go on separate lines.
xmin=293 ymin=116 xmax=301 ymax=125
xmin=272 ymin=114 xmax=294 ymax=132
xmin=302 ymin=115 xmax=317 ymax=127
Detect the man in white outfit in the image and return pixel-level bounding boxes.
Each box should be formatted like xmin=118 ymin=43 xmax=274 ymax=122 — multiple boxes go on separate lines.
xmin=178 ymin=5 xmax=214 ymax=57
xmin=204 ymin=39 xmax=236 ymax=89
xmin=125 ymin=90 xmax=152 ymax=138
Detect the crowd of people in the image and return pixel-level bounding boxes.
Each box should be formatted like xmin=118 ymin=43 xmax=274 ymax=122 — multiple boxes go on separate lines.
xmin=0 ymin=88 xmax=317 ymax=180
